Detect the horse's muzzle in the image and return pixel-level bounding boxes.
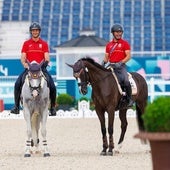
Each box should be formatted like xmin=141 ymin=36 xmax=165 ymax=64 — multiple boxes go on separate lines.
xmin=80 ymin=86 xmax=87 ymax=95
xmin=32 ymin=89 xmax=39 ymax=97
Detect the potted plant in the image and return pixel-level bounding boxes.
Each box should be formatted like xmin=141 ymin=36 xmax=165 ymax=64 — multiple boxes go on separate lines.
xmin=134 ymin=96 xmax=170 ymax=170
xmin=56 ymin=93 xmax=74 ymax=111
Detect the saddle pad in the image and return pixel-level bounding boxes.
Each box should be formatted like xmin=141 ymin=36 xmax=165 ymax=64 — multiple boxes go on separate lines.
xmin=128 ymin=73 xmax=137 ymax=95
xmin=107 ymin=66 xmax=138 ymax=95
xmin=109 ymin=70 xmax=137 ymax=95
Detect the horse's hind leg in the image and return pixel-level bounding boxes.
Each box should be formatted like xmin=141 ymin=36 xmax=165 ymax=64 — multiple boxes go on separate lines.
xmin=32 ymin=114 xmax=41 ymax=154
xmin=117 ymin=109 xmax=128 ymax=148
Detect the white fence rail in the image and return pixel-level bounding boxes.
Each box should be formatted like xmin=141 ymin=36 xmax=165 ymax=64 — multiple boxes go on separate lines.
xmin=0 ymin=109 xmax=136 ymax=119
xmin=0 ymin=76 xmax=170 ymax=106
xmin=147 ymin=77 xmax=170 ymax=102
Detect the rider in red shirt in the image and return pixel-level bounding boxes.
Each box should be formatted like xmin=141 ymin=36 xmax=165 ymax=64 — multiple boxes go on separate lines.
xmin=102 ymin=24 xmax=133 ymax=107
xmin=10 ymin=22 xmax=56 ymax=115
xmin=21 ymin=38 xmax=49 ymax=64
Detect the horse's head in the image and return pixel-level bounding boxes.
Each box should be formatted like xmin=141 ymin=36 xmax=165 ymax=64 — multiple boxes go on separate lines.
xmin=67 ymin=59 xmax=89 ymax=95
xmin=27 ymin=61 xmax=44 ymax=98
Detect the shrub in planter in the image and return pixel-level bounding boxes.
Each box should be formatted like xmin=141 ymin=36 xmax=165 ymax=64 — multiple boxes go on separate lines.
xmin=142 ymin=96 xmax=170 ymax=132
xmin=135 ymin=96 xmax=170 ymax=170
xmin=56 ymin=93 xmax=74 ymax=110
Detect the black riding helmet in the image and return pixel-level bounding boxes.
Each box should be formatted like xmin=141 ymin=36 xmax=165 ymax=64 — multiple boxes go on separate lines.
xmin=29 ymin=22 xmax=41 ymax=32
xmin=111 ymin=24 xmax=123 ymax=33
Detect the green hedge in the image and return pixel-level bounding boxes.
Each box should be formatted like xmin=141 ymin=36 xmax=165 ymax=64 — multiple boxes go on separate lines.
xmin=57 ymin=93 xmax=74 ymax=105
xmin=142 ymin=96 xmax=170 ymax=132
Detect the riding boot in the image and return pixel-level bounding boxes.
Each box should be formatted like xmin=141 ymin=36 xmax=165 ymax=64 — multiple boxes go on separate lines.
xmin=43 ymin=69 xmax=56 ymax=116
xmin=49 ymin=90 xmax=56 ymax=116
xmin=10 ymin=88 xmax=21 ymax=114
xmin=125 ymin=84 xmax=134 ymax=107
xmin=50 ymin=107 xmax=56 ymax=116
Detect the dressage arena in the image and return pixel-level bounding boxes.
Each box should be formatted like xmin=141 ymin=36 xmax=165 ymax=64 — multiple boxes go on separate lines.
xmin=0 ymin=111 xmax=151 ymax=170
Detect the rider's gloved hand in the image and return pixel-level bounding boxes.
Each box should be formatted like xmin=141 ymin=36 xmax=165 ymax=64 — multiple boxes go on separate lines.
xmin=23 ymin=62 xmax=29 ymax=69
xmin=114 ymin=62 xmax=123 ymax=68
xmin=101 ymin=60 xmax=106 ymax=67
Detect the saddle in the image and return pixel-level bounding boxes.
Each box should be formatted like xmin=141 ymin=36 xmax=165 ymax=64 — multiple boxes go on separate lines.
xmin=107 ymin=66 xmax=137 ymax=109
xmin=107 ymin=66 xmax=137 ymax=95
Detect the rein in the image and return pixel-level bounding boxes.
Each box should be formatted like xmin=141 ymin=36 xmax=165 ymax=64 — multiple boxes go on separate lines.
xmin=27 ymin=71 xmax=43 ymax=97
xmin=89 ymin=72 xmax=112 ymax=86
xmin=75 ymin=64 xmax=112 ymax=86
xmin=29 ymin=83 xmax=41 ymax=92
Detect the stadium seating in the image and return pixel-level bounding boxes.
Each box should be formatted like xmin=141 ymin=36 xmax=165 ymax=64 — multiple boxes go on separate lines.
xmin=1 ymin=0 xmax=170 ymax=52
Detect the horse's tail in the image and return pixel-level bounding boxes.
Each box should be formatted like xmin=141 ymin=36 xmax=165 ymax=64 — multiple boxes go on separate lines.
xmin=31 ymin=112 xmax=40 ymax=147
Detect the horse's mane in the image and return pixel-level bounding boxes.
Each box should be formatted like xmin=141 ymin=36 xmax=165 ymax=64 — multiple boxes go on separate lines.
xmin=81 ymin=57 xmax=111 ymax=72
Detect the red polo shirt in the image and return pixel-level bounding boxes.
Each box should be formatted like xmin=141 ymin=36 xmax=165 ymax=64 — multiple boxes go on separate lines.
xmin=21 ymin=38 xmax=49 ymax=63
xmin=105 ymin=39 xmax=130 ymax=63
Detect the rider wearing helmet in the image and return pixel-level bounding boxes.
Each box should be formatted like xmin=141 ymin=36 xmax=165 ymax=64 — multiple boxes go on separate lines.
xmin=10 ymin=22 xmax=56 ymax=116
xmin=102 ymin=23 xmax=133 ymax=107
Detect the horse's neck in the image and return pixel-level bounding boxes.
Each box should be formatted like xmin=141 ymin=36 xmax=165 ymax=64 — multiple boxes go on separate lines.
xmin=87 ymin=65 xmax=110 ymax=83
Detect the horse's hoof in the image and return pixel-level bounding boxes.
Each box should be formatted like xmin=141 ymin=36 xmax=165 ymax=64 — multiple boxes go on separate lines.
xmin=44 ymin=153 xmax=50 ymax=157
xmin=100 ymin=151 xmax=107 ymax=156
xmin=107 ymin=151 xmax=113 ymax=156
xmin=24 ymin=154 xmax=31 ymax=157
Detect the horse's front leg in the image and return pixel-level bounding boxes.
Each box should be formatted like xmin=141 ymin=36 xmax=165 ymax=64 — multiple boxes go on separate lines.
xmin=41 ymin=109 xmax=50 ymax=157
xmin=96 ymin=109 xmax=108 ymax=156
xmin=107 ymin=110 xmax=115 ymax=156
xmin=23 ymin=107 xmax=32 ymax=157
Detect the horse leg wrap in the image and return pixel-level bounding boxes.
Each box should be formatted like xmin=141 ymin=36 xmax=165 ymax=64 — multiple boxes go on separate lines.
xmin=42 ymin=140 xmax=50 ymax=157
xmin=24 ymin=140 xmax=32 ymax=157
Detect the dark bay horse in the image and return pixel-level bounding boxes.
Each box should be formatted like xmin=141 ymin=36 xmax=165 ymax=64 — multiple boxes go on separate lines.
xmin=67 ymin=57 xmax=148 ymax=156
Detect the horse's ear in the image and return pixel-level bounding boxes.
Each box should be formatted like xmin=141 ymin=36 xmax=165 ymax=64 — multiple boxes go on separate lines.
xmin=66 ymin=63 xmax=74 ymax=68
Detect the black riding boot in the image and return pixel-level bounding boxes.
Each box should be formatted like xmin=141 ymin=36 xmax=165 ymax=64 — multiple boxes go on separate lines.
xmin=49 ymin=87 xmax=56 ymax=116
xmin=49 ymin=101 xmax=56 ymax=116
xmin=42 ymin=70 xmax=56 ymax=116
xmin=10 ymin=88 xmax=21 ymax=114
xmin=125 ymin=84 xmax=134 ymax=107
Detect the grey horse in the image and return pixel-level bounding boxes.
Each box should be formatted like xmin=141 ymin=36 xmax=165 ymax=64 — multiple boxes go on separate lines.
xmin=21 ymin=61 xmax=50 ymax=157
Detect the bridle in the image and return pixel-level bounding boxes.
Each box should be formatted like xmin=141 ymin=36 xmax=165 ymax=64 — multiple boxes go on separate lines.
xmin=73 ymin=60 xmax=112 ymax=86
xmin=27 ymin=70 xmax=42 ymax=97
xmin=73 ymin=60 xmax=112 ymax=95
xmin=72 ymin=60 xmax=91 ymax=95
xmin=73 ymin=61 xmax=90 ymax=87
